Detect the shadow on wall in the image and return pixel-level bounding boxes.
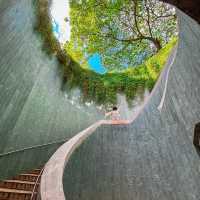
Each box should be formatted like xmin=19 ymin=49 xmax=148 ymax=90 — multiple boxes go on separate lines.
xmin=194 ymin=122 xmax=200 ymax=157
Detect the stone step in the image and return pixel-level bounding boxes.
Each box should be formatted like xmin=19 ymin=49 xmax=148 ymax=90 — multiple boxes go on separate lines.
xmin=0 ymin=180 xmax=38 ymax=191
xmin=0 ymin=168 xmax=42 ymax=200
xmin=0 ymin=188 xmax=33 ymax=194
xmin=0 ymin=188 xmax=36 ymax=200
xmin=29 ymin=169 xmax=42 ymax=175
xmin=13 ymin=174 xmax=39 ymax=182
xmin=5 ymin=180 xmax=39 ymax=185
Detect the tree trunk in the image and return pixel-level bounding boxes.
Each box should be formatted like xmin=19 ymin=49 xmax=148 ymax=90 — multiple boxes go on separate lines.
xmin=152 ymin=38 xmax=162 ymax=52
xmin=145 ymin=37 xmax=162 ymax=52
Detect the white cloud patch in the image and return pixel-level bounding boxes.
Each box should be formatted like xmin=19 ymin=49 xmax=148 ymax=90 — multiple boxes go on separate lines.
xmin=50 ymin=0 xmax=71 ymax=44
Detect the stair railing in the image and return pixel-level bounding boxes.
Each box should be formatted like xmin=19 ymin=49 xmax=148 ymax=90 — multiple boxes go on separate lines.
xmin=39 ymin=119 xmax=129 ymax=200
xmin=31 ymin=168 xmax=44 ymax=200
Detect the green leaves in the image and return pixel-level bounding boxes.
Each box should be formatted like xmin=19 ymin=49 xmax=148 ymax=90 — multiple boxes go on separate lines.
xmin=35 ymin=0 xmax=177 ymax=107
xmin=68 ymin=0 xmax=177 ymax=70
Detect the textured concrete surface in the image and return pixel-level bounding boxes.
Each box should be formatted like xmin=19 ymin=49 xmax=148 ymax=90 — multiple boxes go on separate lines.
xmin=40 ymin=119 xmax=132 ymax=200
xmin=63 ymin=10 xmax=200 ymax=200
xmin=0 ymin=0 xmax=102 ymax=180
xmin=40 ymin=120 xmax=104 ymax=200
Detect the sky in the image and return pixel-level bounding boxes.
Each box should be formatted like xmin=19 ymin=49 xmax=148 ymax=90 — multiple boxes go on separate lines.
xmin=88 ymin=53 xmax=107 ymax=74
xmin=50 ymin=0 xmax=107 ymax=74
xmin=51 ymin=0 xmax=71 ymax=43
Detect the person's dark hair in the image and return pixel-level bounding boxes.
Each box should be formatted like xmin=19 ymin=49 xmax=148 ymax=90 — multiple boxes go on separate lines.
xmin=112 ymin=106 xmax=118 ymax=111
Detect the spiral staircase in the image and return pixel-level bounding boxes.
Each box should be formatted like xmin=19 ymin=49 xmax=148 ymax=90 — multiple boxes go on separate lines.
xmin=0 ymin=0 xmax=200 ymax=200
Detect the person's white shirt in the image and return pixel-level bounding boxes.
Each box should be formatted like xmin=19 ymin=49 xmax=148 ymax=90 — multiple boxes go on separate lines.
xmin=105 ymin=109 xmax=120 ymax=120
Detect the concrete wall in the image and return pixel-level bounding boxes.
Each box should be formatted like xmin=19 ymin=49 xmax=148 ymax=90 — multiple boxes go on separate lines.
xmin=63 ymin=10 xmax=200 ymax=200
xmin=0 ymin=0 xmax=101 ymax=180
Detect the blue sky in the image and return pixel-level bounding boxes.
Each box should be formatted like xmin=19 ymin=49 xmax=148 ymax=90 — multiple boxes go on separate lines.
xmin=88 ymin=53 xmax=107 ymax=74
xmin=51 ymin=0 xmax=70 ymax=43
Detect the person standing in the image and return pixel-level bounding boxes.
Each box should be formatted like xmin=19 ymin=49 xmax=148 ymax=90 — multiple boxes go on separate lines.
xmin=105 ymin=106 xmax=120 ymax=120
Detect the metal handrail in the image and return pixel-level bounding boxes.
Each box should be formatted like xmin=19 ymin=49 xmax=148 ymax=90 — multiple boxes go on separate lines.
xmin=30 ymin=168 xmax=44 ymax=200
xmin=0 ymin=139 xmax=67 ymax=157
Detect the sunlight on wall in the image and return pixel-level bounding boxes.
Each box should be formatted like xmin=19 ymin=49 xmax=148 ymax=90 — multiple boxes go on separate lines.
xmin=51 ymin=0 xmax=70 ymax=44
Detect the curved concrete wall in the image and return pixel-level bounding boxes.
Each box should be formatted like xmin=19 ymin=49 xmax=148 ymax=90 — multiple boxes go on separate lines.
xmin=0 ymin=0 xmax=102 ymax=180
xmin=39 ymin=39 xmax=178 ymax=200
xmin=63 ymin=10 xmax=200 ymax=200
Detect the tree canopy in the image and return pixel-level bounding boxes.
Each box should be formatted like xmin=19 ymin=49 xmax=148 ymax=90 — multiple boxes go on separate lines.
xmin=35 ymin=0 xmax=177 ymax=107
xmin=68 ymin=0 xmax=177 ymax=70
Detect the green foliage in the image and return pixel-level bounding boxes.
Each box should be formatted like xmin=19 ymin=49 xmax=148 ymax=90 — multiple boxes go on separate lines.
xmin=34 ymin=0 xmax=59 ymax=55
xmin=34 ymin=0 xmax=177 ymax=107
xmin=69 ymin=0 xmax=177 ymax=70
xmin=33 ymin=0 xmax=72 ymax=70
xmin=146 ymin=37 xmax=178 ymax=80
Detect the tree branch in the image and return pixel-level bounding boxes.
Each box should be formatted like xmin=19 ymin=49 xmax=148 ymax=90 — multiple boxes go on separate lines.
xmin=132 ymin=0 xmax=145 ymax=37
xmin=144 ymin=0 xmax=153 ymax=38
